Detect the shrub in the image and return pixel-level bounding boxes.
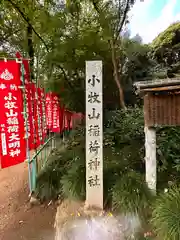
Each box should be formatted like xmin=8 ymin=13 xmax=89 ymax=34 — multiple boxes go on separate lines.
xmin=35 ymin=148 xmax=75 ymax=200
xmin=151 ymin=186 xmax=180 ymax=240
xmin=61 ymin=154 xmax=86 ymax=201
xmin=156 ymin=126 xmax=180 ymax=191
xmin=112 ymin=171 xmax=153 ymax=221
xmin=105 ymin=107 xmax=144 ymax=147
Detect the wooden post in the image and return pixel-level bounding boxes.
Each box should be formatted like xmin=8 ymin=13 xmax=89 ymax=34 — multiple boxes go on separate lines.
xmin=144 ymin=126 xmax=157 ymax=194
xmin=85 ymin=61 xmax=103 ymax=209
xmin=52 ymin=133 xmax=56 ymax=149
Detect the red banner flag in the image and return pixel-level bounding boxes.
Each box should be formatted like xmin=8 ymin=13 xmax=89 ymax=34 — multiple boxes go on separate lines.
xmin=0 ymin=84 xmax=26 ymax=168
xmin=46 ymin=93 xmax=53 ymax=130
xmin=15 ymin=52 xmax=22 ymax=59
xmin=25 ymin=83 xmax=34 ymax=150
xmin=21 ymin=59 xmax=34 ymax=149
xmin=30 ymin=83 xmax=41 ymax=148
xmin=37 ymin=88 xmax=44 ymax=144
xmin=51 ymin=93 xmax=60 ymax=133
xmin=40 ymin=89 xmax=47 ymax=141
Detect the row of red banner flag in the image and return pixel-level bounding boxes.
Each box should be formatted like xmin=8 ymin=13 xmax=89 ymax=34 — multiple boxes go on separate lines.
xmin=0 ymin=59 xmax=83 ymax=169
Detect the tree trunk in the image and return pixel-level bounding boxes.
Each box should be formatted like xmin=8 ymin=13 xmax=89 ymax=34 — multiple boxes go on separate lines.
xmin=110 ymin=40 xmax=126 ymax=109
xmin=27 ymin=23 xmax=34 ymax=80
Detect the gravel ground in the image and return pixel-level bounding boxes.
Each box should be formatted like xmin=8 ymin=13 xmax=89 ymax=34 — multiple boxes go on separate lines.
xmin=0 ymin=161 xmax=56 ymax=240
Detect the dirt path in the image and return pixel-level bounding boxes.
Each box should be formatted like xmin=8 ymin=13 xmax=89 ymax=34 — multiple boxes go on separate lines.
xmin=0 ymin=162 xmax=56 ymax=240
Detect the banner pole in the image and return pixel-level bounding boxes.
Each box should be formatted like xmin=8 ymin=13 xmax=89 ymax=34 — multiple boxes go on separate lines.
xmin=20 ymin=61 xmax=32 ymax=194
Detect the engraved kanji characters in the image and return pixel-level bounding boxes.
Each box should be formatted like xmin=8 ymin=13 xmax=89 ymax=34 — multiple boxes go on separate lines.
xmin=86 ymin=63 xmax=102 ymax=192
xmin=88 ymin=175 xmax=100 ymax=187
xmin=89 ymin=140 xmax=100 ymax=155
xmin=88 ymin=158 xmax=100 ymax=170
xmin=88 ymin=125 xmax=100 ymax=137
xmin=88 ymin=108 xmax=100 ymax=120
xmin=88 ymin=92 xmax=101 ymax=104
xmin=88 ymin=75 xmax=100 ymax=87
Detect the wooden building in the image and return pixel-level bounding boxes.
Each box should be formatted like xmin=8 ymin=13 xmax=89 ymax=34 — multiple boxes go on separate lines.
xmin=134 ymin=78 xmax=180 ymax=193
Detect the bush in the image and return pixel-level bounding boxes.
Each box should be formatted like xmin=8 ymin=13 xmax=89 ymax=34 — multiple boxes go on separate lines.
xmin=35 ymin=127 xmax=85 ymax=200
xmin=61 ymin=155 xmax=86 ymax=201
xmin=156 ymin=126 xmax=180 ymax=190
xmin=151 ymin=186 xmax=180 ymax=240
xmin=105 ymin=107 xmax=144 ymax=147
xmin=112 ymin=171 xmax=153 ymax=220
xmin=35 ymin=148 xmax=75 ymax=200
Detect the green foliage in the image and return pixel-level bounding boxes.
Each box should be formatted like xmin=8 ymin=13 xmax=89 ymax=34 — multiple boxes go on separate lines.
xmin=121 ymin=39 xmax=152 ymax=82
xmin=35 ymin=107 xmax=180 ymax=240
xmin=151 ymin=186 xmax=180 ymax=240
xmin=35 ymin=147 xmax=74 ymax=200
xmin=106 ymin=107 xmax=144 ymax=142
xmin=157 ymin=127 xmax=180 ymax=169
xmin=113 ymin=173 xmax=154 ymax=228
xmin=156 ymin=127 xmax=180 ymax=191
xmin=0 ymin=0 xmax=151 ymax=110
xmin=103 ymin=145 xmax=144 ymax=207
xmin=151 ymin=22 xmax=180 ymax=67
xmin=35 ymin=107 xmax=180 ymax=230
xmin=61 ymin=154 xmax=86 ymax=201
xmin=112 ymin=171 xmax=153 ymax=217
xmin=36 ymin=108 xmax=152 ymax=216
xmin=152 ymin=22 xmax=180 ymax=50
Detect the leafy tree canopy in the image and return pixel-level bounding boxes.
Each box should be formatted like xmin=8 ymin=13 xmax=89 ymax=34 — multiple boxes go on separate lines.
xmin=0 ymin=0 xmax=151 ymax=111
xmin=152 ymin=21 xmax=180 ymax=50
xmin=151 ymin=21 xmax=180 ymax=66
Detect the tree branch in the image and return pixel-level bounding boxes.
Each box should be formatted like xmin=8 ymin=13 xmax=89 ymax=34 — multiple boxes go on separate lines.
xmin=53 ymin=62 xmax=84 ymax=109
xmin=115 ymin=0 xmax=130 ymax=41
xmin=7 ymin=0 xmax=84 ymax=109
xmin=6 ymin=0 xmax=49 ymax=52
xmin=91 ymin=0 xmax=101 ymax=14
